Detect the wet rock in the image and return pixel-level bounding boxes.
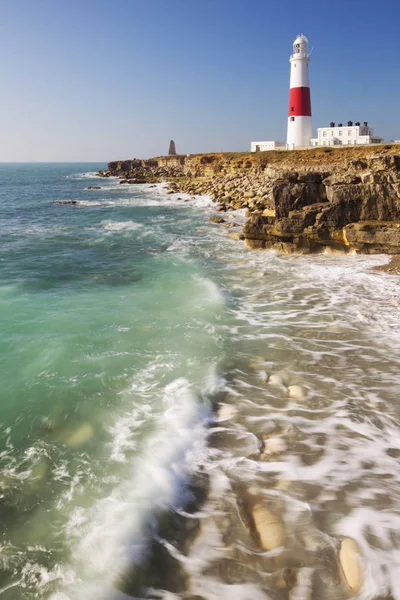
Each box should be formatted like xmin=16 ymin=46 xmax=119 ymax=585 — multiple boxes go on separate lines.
xmin=58 ymin=423 xmax=94 ymax=448
xmin=338 ymin=538 xmax=363 ymax=595
xmin=118 ymin=537 xmax=189 ymax=596
xmin=251 ymin=502 xmax=285 ymax=551
xmin=227 ymin=232 xmax=244 ymax=241
xmin=268 ymin=374 xmax=286 ymax=388
xmin=216 ymin=404 xmax=237 ymax=422
xmin=118 ymin=470 xmax=209 ymax=596
xmin=262 ymin=436 xmax=287 ymax=456
xmin=288 ymin=385 xmax=307 ymax=400
xmin=209 ymin=216 xmax=225 ymax=223
xmin=28 ymin=461 xmax=50 ymax=491
xmin=52 ymin=200 xmax=78 ymax=205
xmin=87 ymin=185 xmax=101 ymax=189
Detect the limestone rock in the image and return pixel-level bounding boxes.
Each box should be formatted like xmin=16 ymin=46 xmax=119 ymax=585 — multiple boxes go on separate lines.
xmin=216 ymin=404 xmax=237 ymax=422
xmin=288 ymin=385 xmax=307 ymax=400
xmin=103 ymin=149 xmax=400 ymax=255
xmin=209 ymin=216 xmax=225 ymax=223
xmin=339 ymin=538 xmax=363 ymax=595
xmin=251 ymin=503 xmax=285 ymax=551
xmin=59 ymin=423 xmax=94 ymax=449
xmin=262 ymin=436 xmax=287 ymax=455
xmin=228 ymin=232 xmax=244 ymax=241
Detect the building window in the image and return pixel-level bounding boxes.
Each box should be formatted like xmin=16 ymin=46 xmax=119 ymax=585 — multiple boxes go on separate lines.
xmin=348 ymin=140 xmax=352 ymax=144
xmin=339 ymin=130 xmax=342 ymax=136
xmin=331 ymin=131 xmax=334 ymax=136
xmin=348 ymin=130 xmax=352 ymax=135
xmin=323 ymin=131 xmax=326 ymax=137
xmin=290 ymin=117 xmax=295 ymax=121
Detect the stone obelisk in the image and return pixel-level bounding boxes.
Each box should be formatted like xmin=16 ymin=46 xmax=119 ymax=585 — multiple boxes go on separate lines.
xmin=168 ymin=140 xmax=177 ymax=155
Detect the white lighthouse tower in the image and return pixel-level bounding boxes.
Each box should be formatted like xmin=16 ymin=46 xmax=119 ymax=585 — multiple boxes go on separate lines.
xmin=286 ymin=34 xmax=312 ymax=148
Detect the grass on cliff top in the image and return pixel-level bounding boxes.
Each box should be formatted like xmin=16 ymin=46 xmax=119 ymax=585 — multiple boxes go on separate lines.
xmin=154 ymin=144 xmax=400 ymax=167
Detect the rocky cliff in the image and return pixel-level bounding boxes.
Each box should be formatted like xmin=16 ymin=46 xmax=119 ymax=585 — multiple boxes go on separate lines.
xmin=100 ymin=145 xmax=400 ymax=254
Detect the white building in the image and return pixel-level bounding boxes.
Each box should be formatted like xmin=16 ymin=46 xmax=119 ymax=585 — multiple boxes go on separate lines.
xmin=250 ymin=141 xmax=285 ymax=152
xmin=310 ymin=121 xmax=383 ymax=146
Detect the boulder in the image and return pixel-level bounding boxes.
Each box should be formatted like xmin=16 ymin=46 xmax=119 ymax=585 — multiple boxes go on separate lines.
xmin=88 ymin=185 xmax=101 ymax=190
xmin=209 ymin=216 xmax=225 ymax=223
xmin=228 ymin=232 xmax=244 ymax=241
xmin=343 ymin=221 xmax=400 ymax=253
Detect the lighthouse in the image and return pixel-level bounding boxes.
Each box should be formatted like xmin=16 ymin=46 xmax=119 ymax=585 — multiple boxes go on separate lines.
xmin=287 ymin=34 xmax=312 ymax=148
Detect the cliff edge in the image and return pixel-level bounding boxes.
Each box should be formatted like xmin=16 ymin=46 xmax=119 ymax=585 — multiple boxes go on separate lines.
xmin=100 ymin=145 xmax=400 ymax=254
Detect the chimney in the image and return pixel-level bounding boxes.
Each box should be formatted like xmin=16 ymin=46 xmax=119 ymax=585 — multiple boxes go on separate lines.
xmin=355 ymin=122 xmax=360 ymax=126
xmin=330 ymin=122 xmax=335 ymax=127
xmin=338 ymin=123 xmax=343 ymax=127
xmin=347 ymin=121 xmax=353 ymax=126
xmin=363 ymin=121 xmax=368 ymax=127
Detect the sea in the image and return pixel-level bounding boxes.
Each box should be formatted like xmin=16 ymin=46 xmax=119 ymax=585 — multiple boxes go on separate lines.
xmin=0 ymin=163 xmax=400 ymax=600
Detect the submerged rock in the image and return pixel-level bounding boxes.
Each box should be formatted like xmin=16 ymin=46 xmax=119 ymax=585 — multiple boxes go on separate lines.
xmin=268 ymin=374 xmax=286 ymax=388
xmin=251 ymin=502 xmax=285 ymax=551
xmin=288 ymin=385 xmax=307 ymax=400
xmin=87 ymin=185 xmax=101 ymax=189
xmin=339 ymin=538 xmax=363 ymax=595
xmin=55 ymin=423 xmax=94 ymax=448
xmin=216 ymin=404 xmax=237 ymax=422
xmin=262 ymin=436 xmax=287 ymax=456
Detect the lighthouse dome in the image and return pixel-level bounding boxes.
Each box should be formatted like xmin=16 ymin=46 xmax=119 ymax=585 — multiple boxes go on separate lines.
xmin=292 ymin=34 xmax=308 ymax=57
xmin=294 ymin=33 xmax=308 ymax=45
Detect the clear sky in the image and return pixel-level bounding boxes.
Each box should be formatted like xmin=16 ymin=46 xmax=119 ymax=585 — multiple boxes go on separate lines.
xmin=0 ymin=0 xmax=398 ymax=161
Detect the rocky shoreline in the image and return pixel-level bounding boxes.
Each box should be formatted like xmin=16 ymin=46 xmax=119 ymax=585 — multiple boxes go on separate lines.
xmin=99 ymin=145 xmax=400 ymax=257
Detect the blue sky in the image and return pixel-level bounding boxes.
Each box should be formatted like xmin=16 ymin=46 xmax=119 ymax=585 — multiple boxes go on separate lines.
xmin=0 ymin=0 xmax=398 ymax=161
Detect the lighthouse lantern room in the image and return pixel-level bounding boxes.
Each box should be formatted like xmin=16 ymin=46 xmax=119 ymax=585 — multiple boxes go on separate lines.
xmin=286 ymin=34 xmax=313 ymax=148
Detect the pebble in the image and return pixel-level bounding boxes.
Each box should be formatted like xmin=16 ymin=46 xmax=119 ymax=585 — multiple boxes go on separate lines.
xmin=252 ymin=503 xmax=285 ymax=551
xmin=262 ymin=436 xmax=287 ymax=456
xmin=339 ymin=537 xmax=363 ymax=595
xmin=216 ymin=404 xmax=237 ymax=422
xmin=268 ymin=374 xmax=286 ymax=387
xmin=288 ymin=385 xmax=307 ymax=400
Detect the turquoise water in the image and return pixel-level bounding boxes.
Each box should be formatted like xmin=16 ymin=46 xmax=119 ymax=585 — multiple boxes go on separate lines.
xmin=1 ymin=164 xmax=400 ymax=599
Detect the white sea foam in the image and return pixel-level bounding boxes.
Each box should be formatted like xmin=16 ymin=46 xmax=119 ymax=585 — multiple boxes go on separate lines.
xmin=100 ymin=220 xmax=143 ymax=233
xmin=50 ymin=372 xmax=212 ymax=600
xmin=68 ymin=171 xmax=103 ymax=180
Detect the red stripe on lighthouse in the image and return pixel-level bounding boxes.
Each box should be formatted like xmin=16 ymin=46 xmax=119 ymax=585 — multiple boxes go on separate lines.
xmin=288 ymin=87 xmax=311 ymax=117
